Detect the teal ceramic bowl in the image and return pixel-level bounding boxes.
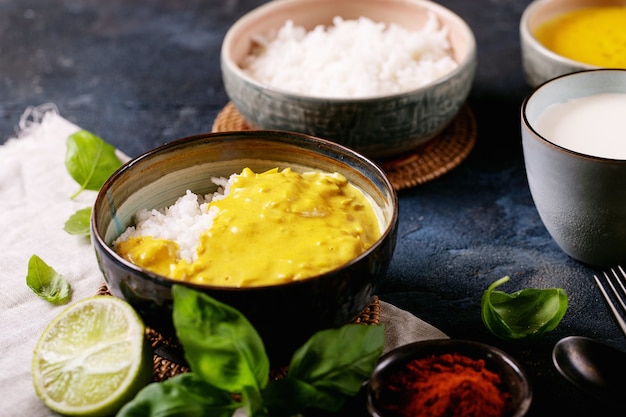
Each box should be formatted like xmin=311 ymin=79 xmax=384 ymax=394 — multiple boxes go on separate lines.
xmin=91 ymin=130 xmax=398 ymax=364
xmin=220 ymin=0 xmax=476 ymax=160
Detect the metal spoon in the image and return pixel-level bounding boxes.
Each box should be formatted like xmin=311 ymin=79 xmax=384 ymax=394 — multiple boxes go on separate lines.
xmin=552 ymin=336 xmax=626 ymax=403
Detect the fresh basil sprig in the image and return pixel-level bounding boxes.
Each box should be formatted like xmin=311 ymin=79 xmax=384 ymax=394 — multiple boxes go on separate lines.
xmin=117 ymin=285 xmax=385 ymax=417
xmin=25 ymin=255 xmax=71 ymax=305
xmin=64 ymin=129 xmax=121 ymax=238
xmin=481 ymin=276 xmax=568 ymax=340
xmin=27 ymin=130 xmax=120 ymax=302
xmin=65 ymin=129 xmax=122 ymax=199
xmin=116 ymin=373 xmax=239 ymax=417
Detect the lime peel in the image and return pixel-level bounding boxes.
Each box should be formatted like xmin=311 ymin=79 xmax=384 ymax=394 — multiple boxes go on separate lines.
xmin=32 ymin=295 xmax=153 ymax=417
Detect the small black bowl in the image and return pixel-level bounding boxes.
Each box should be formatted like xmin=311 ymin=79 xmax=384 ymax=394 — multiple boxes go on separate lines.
xmin=91 ymin=130 xmax=398 ymax=364
xmin=367 ymin=339 xmax=533 ymax=417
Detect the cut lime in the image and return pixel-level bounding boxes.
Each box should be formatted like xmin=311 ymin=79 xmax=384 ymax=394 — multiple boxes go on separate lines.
xmin=32 ymin=295 xmax=153 ymax=417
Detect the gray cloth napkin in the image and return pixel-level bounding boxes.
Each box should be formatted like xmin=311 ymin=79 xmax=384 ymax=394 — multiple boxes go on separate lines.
xmin=380 ymin=300 xmax=448 ymax=354
xmin=0 ymin=105 xmax=447 ymax=416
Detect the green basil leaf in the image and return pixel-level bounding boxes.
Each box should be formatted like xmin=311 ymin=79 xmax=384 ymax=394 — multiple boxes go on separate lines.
xmin=63 ymin=206 xmax=92 ymax=236
xmin=278 ymin=324 xmax=385 ymax=413
xmin=26 ymin=255 xmax=71 ymax=305
xmin=239 ymin=384 xmax=265 ymax=417
xmin=481 ymin=276 xmax=568 ymax=340
xmin=262 ymin=377 xmax=318 ymax=417
xmin=117 ymin=373 xmax=239 ymax=417
xmin=171 ymin=285 xmax=270 ymax=395
xmin=65 ymin=130 xmax=122 ymax=199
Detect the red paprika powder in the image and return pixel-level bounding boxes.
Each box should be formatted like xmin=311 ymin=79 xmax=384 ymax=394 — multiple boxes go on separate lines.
xmin=378 ymin=352 xmax=510 ymax=417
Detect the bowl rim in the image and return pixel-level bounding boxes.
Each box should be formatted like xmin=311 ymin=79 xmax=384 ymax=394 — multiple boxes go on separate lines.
xmin=366 ymin=338 xmax=533 ymax=417
xmin=91 ymin=129 xmax=399 ymax=291
xmin=521 ymin=68 xmax=626 ymax=163
xmin=519 ymin=0 xmax=610 ymax=70
xmin=220 ymin=0 xmax=477 ymax=102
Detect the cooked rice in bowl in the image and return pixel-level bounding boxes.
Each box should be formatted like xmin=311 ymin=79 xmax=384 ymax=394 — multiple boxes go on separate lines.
xmin=241 ymin=13 xmax=458 ymax=98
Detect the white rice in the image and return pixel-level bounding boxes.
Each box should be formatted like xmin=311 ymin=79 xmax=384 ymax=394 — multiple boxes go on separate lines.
xmin=241 ymin=13 xmax=458 ymax=98
xmin=114 ymin=175 xmax=234 ymax=263
xmin=114 ymin=171 xmax=385 ymax=266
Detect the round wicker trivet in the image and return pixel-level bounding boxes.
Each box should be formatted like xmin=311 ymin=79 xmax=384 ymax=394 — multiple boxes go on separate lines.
xmin=97 ymin=283 xmax=380 ymax=382
xmin=211 ymin=102 xmax=477 ymax=191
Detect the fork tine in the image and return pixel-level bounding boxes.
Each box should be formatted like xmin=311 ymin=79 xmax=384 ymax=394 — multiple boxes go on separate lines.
xmin=593 ymin=267 xmax=626 ymax=338
xmin=615 ymin=266 xmax=626 ymax=308
xmin=604 ymin=267 xmax=626 ymax=313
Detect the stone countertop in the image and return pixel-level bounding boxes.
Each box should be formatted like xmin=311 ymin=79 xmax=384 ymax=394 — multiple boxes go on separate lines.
xmin=0 ymin=0 xmax=623 ymax=415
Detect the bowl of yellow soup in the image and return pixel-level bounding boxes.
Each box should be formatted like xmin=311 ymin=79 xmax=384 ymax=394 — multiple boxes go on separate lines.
xmin=520 ymin=0 xmax=626 ymax=88
xmin=91 ymin=130 xmax=398 ymax=363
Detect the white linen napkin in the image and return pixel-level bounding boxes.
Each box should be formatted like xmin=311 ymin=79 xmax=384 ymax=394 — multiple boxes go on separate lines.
xmin=0 ymin=105 xmax=447 ymax=416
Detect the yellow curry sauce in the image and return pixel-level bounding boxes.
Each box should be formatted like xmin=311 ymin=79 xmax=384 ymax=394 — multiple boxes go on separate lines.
xmin=115 ymin=167 xmax=382 ymax=287
xmin=533 ymin=7 xmax=626 ymax=68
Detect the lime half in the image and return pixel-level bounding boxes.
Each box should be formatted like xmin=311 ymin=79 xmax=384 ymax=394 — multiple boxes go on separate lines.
xmin=32 ymin=295 xmax=153 ymax=416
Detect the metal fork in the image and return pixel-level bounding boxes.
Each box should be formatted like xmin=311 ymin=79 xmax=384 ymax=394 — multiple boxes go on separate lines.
xmin=594 ymin=266 xmax=626 ymax=337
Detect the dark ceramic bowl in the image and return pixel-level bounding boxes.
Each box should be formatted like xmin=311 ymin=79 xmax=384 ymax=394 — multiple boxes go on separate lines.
xmin=91 ymin=130 xmax=398 ymax=363
xmin=367 ymin=339 xmax=533 ymax=417
xmin=220 ymin=0 xmax=476 ymax=160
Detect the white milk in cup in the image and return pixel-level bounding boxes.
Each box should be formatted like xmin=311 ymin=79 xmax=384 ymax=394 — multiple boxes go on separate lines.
xmin=521 ymin=69 xmax=626 ymax=267
xmin=533 ymin=93 xmax=626 ymax=159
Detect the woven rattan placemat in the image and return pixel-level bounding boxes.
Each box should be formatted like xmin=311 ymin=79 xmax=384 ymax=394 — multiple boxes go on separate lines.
xmin=97 ymin=284 xmax=380 ymax=382
xmin=211 ymin=102 xmax=477 ymax=191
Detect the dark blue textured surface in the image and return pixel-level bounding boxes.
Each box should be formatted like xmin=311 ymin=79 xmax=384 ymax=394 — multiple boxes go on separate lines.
xmin=1 ymin=0 xmax=624 ymax=415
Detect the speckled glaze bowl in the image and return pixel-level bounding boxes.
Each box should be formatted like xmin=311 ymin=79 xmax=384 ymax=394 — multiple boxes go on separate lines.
xmin=91 ymin=130 xmax=398 ymax=363
xmin=367 ymin=339 xmax=533 ymax=417
xmin=220 ymin=0 xmax=476 ymax=160
xmin=521 ymin=69 xmax=626 ymax=266
xmin=520 ymin=0 xmax=625 ymax=88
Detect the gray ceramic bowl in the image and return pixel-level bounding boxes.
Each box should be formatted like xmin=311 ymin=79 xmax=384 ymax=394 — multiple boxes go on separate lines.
xmin=220 ymin=0 xmax=476 ymax=160
xmin=521 ymin=69 xmax=626 ymax=266
xmin=367 ymin=339 xmax=532 ymax=417
xmin=91 ymin=130 xmax=398 ymax=364
xmin=520 ymin=0 xmax=624 ymax=88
